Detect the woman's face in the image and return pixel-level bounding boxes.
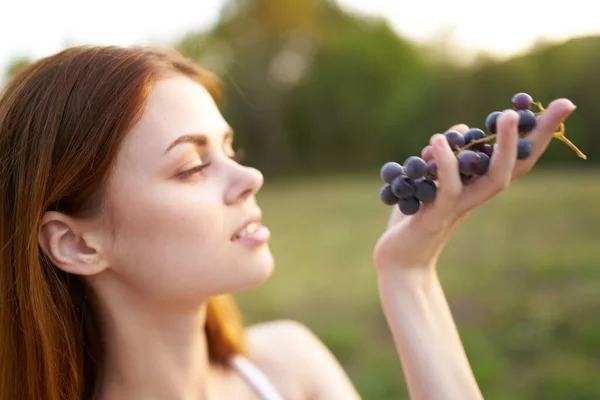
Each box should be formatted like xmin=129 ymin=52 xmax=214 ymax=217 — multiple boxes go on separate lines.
xmin=95 ymin=75 xmax=273 ymax=304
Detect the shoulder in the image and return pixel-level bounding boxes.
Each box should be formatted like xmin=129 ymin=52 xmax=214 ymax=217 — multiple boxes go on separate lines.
xmin=244 ymin=319 xmax=361 ymax=399
xmin=244 ymin=319 xmax=325 ymax=371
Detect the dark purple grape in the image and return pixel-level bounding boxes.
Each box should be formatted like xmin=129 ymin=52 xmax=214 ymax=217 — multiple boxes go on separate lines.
xmin=475 ymin=152 xmax=490 ymax=175
xmin=444 ymin=130 xmax=465 ymax=150
xmin=457 ymin=150 xmax=481 ymax=176
xmin=464 ymin=128 xmax=486 ymax=150
xmin=398 ymin=196 xmax=420 ymax=215
xmin=380 ymin=162 xmax=405 ymax=184
xmin=517 ymin=109 xmax=536 ymax=133
xmin=380 ymin=184 xmax=398 ymax=205
xmin=403 ymin=156 xmax=428 ymax=180
xmin=414 ymin=178 xmax=437 ymax=203
xmin=481 ymin=144 xmax=494 ymax=157
xmin=485 ymin=111 xmax=502 ymax=134
xmin=390 ymin=175 xmax=414 ymax=199
xmin=512 ymin=92 xmax=533 ymax=110
xmin=517 ymin=138 xmax=533 ymax=160
xmin=426 ymin=159 xmax=438 ymax=180
xmin=460 ymin=173 xmax=472 ymax=184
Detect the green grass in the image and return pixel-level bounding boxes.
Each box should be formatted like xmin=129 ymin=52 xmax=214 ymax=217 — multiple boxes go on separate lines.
xmin=234 ymin=167 xmax=600 ymax=400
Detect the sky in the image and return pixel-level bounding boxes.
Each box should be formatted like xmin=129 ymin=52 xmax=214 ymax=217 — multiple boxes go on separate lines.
xmin=1 ymin=0 xmax=600 ymax=80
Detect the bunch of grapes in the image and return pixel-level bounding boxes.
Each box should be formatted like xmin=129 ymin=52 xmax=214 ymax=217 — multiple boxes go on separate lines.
xmin=379 ymin=92 xmax=586 ymax=216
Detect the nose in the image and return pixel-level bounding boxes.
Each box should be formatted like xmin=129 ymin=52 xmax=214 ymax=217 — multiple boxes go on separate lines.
xmin=224 ymin=163 xmax=264 ymax=205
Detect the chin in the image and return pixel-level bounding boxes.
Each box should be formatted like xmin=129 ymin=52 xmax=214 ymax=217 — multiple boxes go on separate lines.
xmin=232 ymin=245 xmax=275 ymax=291
xmin=249 ymin=245 xmax=276 ymax=283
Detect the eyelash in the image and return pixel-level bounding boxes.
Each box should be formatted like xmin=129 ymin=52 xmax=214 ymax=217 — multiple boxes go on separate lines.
xmin=179 ymin=148 xmax=245 ymax=178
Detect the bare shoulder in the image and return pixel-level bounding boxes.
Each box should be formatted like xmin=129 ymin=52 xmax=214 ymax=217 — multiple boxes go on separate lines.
xmin=245 ymin=319 xmax=361 ymax=400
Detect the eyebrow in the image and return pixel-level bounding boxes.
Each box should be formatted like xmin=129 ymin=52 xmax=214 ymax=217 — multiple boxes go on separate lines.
xmin=164 ymin=129 xmax=234 ymax=154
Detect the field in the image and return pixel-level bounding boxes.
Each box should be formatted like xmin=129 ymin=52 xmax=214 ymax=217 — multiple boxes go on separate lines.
xmin=234 ymin=168 xmax=600 ymax=400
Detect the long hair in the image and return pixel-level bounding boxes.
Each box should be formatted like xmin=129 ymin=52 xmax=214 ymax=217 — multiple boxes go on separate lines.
xmin=0 ymin=45 xmax=247 ymax=400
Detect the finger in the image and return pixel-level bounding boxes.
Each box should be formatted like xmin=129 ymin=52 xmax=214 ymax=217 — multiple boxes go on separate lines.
xmin=422 ymin=145 xmax=433 ymax=162
xmin=519 ymin=98 xmax=576 ymax=168
xmin=463 ymin=110 xmax=519 ymax=207
xmin=422 ymin=134 xmax=461 ymax=224
xmin=423 ymin=124 xmax=469 ymax=161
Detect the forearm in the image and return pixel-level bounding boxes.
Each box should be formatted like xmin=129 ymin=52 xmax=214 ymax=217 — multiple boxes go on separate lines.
xmin=378 ymin=268 xmax=483 ymax=400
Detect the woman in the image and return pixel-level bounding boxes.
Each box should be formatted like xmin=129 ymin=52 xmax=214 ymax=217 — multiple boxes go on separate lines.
xmin=0 ymin=45 xmax=575 ymax=400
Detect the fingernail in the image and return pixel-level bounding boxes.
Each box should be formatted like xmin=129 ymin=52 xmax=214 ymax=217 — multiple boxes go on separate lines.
xmin=564 ymin=102 xmax=577 ymax=118
xmin=432 ymin=134 xmax=446 ymax=148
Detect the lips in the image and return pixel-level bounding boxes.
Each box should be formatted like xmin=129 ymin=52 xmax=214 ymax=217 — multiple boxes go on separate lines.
xmin=231 ymin=213 xmax=262 ymax=241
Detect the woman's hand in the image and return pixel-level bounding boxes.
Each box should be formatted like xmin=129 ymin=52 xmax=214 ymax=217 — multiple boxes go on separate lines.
xmin=372 ymin=99 xmax=577 ymax=400
xmin=373 ymin=98 xmax=576 ymax=272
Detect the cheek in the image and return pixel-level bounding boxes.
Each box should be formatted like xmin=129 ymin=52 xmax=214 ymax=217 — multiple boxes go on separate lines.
xmin=104 ymin=178 xmax=228 ymax=297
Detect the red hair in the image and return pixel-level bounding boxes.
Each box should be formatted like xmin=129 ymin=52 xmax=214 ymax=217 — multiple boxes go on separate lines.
xmin=0 ymin=45 xmax=247 ymax=400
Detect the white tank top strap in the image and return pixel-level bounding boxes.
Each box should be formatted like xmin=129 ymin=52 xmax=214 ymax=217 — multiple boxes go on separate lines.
xmin=228 ymin=354 xmax=286 ymax=400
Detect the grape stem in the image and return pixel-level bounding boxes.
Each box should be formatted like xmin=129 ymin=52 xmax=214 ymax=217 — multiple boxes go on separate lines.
xmin=456 ymin=135 xmax=496 ymax=153
xmin=455 ymin=101 xmax=587 ymax=159
xmin=533 ymin=101 xmax=587 ymax=160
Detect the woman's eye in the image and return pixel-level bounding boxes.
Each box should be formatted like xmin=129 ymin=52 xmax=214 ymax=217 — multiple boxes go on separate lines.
xmin=179 ymin=163 xmax=211 ymax=178
xmin=177 ymin=148 xmax=242 ymax=179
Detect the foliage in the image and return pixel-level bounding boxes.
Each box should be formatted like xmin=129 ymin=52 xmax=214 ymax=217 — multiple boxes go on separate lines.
xmin=4 ymin=1 xmax=596 ymax=175
xmin=173 ymin=0 xmax=596 ymax=176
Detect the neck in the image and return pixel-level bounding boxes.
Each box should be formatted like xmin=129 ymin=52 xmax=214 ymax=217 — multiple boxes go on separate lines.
xmin=92 ymin=278 xmax=215 ymax=400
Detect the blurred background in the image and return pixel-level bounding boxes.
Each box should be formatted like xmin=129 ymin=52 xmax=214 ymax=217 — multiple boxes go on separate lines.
xmin=3 ymin=0 xmax=600 ymax=398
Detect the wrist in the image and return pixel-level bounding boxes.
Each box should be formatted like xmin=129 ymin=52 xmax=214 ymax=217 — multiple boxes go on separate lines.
xmin=376 ymin=265 xmax=438 ymax=297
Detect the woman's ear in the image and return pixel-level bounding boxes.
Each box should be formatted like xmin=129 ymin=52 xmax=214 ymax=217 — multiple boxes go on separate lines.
xmin=38 ymin=211 xmax=109 ymax=276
